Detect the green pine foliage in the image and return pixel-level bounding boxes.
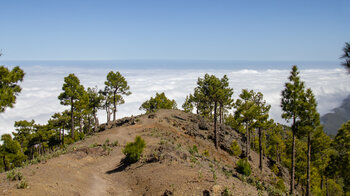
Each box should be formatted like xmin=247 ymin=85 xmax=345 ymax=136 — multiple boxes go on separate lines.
xmin=122 ymin=136 xmax=146 ymax=163
xmin=104 ymin=71 xmax=131 ymax=122
xmin=229 ymin=140 xmax=241 ymax=156
xmin=331 ymin=121 xmax=350 ymax=193
xmin=281 ymin=65 xmax=306 ymax=195
xmin=0 ymin=66 xmax=25 ymax=113
xmin=87 ymin=87 xmax=104 ymax=132
xmin=0 ymin=134 xmax=26 ymax=171
xmin=340 ymin=42 xmax=350 ymax=71
xmin=182 ymin=95 xmax=194 ymax=113
xmin=235 ymin=158 xmax=251 ymax=176
xmin=139 ymin=92 xmax=177 ymax=113
xmin=58 ymin=73 xmax=86 ymax=139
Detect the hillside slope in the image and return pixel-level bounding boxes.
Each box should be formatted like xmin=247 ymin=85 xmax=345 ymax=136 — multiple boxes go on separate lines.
xmin=0 ymin=110 xmax=289 ymax=196
xmin=321 ymin=95 xmax=350 ymax=136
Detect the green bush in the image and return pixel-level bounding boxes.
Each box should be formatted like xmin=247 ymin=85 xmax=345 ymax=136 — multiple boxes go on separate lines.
xmin=229 ymin=140 xmax=241 ymax=156
xmin=235 ymin=158 xmax=251 ymax=176
xmin=122 ymin=136 xmax=146 ymax=163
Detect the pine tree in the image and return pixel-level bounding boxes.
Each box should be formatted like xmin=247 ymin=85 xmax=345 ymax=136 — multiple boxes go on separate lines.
xmin=197 ymin=74 xmax=223 ymax=149
xmin=311 ymin=126 xmax=332 ymax=194
xmin=332 ymin=121 xmax=350 ymax=194
xmin=266 ymin=122 xmax=285 ymax=164
xmin=252 ymin=91 xmax=271 ymax=171
xmin=281 ymin=65 xmax=306 ymax=195
xmin=139 ymin=92 xmax=177 ymax=113
xmin=74 ymin=87 xmax=89 ymax=133
xmin=99 ymin=86 xmax=113 ymax=124
xmin=182 ymin=94 xmax=194 ymax=113
xmin=13 ymin=120 xmax=35 ymax=155
xmin=194 ymin=75 xmax=212 ymax=117
xmin=104 ymin=71 xmax=131 ymax=121
xmin=234 ymin=89 xmax=258 ymax=158
xmin=0 ymin=134 xmax=26 ymax=171
xmin=340 ymin=42 xmax=350 ymax=72
xmin=300 ymin=88 xmax=320 ymax=196
xmin=58 ymin=74 xmax=85 ymax=139
xmin=218 ymin=75 xmax=234 ymax=125
xmin=87 ymin=87 xmax=104 ymax=132
xmin=0 ymin=66 xmax=25 ymax=113
xmin=48 ymin=112 xmax=69 ymax=145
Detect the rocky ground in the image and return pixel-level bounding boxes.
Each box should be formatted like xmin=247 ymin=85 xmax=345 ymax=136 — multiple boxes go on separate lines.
xmin=0 ymin=109 xmax=290 ymax=196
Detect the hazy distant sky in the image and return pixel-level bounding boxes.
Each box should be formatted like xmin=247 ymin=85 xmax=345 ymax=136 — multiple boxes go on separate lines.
xmin=1 ymin=0 xmax=349 ymax=61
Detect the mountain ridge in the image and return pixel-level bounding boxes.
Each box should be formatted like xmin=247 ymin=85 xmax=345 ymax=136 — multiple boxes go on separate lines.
xmin=321 ymin=95 xmax=350 ymax=136
xmin=0 ymin=109 xmax=290 ymax=196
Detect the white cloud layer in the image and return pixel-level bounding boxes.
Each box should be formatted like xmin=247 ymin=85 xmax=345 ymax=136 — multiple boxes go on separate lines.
xmin=1 ymin=66 xmax=350 ymax=135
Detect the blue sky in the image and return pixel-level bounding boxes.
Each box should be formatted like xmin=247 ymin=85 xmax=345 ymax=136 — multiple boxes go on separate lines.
xmin=1 ymin=0 xmax=349 ymax=61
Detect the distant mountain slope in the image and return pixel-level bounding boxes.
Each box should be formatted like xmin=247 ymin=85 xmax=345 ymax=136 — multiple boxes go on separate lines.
xmin=321 ymin=95 xmax=350 ymax=136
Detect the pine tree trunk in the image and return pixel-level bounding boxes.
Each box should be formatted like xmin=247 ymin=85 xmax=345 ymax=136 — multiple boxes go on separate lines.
xmin=246 ymin=123 xmax=249 ymax=158
xmin=259 ymin=127 xmax=263 ymax=171
xmin=320 ymin=175 xmax=323 ymax=191
xmin=219 ymin=104 xmax=222 ymax=124
xmin=87 ymin=116 xmax=91 ymax=134
xmin=79 ymin=117 xmax=83 ymax=133
xmin=307 ymin=132 xmax=311 ymax=196
xmin=326 ymin=177 xmax=329 ymax=196
xmin=94 ymin=112 xmax=99 ymax=132
xmin=71 ymin=99 xmax=74 ymax=139
xmin=276 ymin=144 xmax=279 ymax=163
xmin=252 ymin=129 xmax=255 ymax=150
xmin=113 ymin=91 xmax=116 ymax=121
xmin=59 ymin=128 xmax=62 ymax=143
xmin=2 ymin=156 xmax=8 ymax=171
xmin=106 ymin=103 xmax=109 ymax=124
xmin=290 ymin=122 xmax=296 ymax=195
xmin=62 ymin=129 xmax=65 ymax=145
xmin=214 ymin=101 xmax=218 ymax=149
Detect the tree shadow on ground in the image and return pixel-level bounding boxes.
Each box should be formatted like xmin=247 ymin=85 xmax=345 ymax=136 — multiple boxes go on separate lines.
xmin=106 ymin=158 xmax=133 ymax=174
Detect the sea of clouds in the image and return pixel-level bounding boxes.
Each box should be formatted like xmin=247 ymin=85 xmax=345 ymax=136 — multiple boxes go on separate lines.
xmin=1 ymin=65 xmax=350 ymax=135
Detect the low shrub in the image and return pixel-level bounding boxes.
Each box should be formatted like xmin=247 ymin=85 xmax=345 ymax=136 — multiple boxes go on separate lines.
xmin=104 ymin=139 xmax=110 ymax=145
xmin=189 ymin=144 xmax=198 ymax=155
xmin=89 ymin=142 xmax=98 ymax=148
xmin=266 ymin=186 xmax=284 ymax=196
xmin=229 ymin=140 xmax=241 ymax=156
xmin=235 ymin=158 xmax=251 ymax=176
xmin=222 ymin=187 xmax=232 ymax=196
xmin=111 ymin=140 xmax=119 ymax=147
xmin=275 ymin=177 xmax=286 ymax=192
xmin=271 ymin=164 xmax=279 ymax=176
xmin=122 ymin=136 xmax=146 ymax=163
xmin=7 ymin=170 xmax=23 ymax=181
xmin=17 ymin=179 xmax=28 ymax=189
xmin=202 ymin=149 xmax=209 ymax=157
